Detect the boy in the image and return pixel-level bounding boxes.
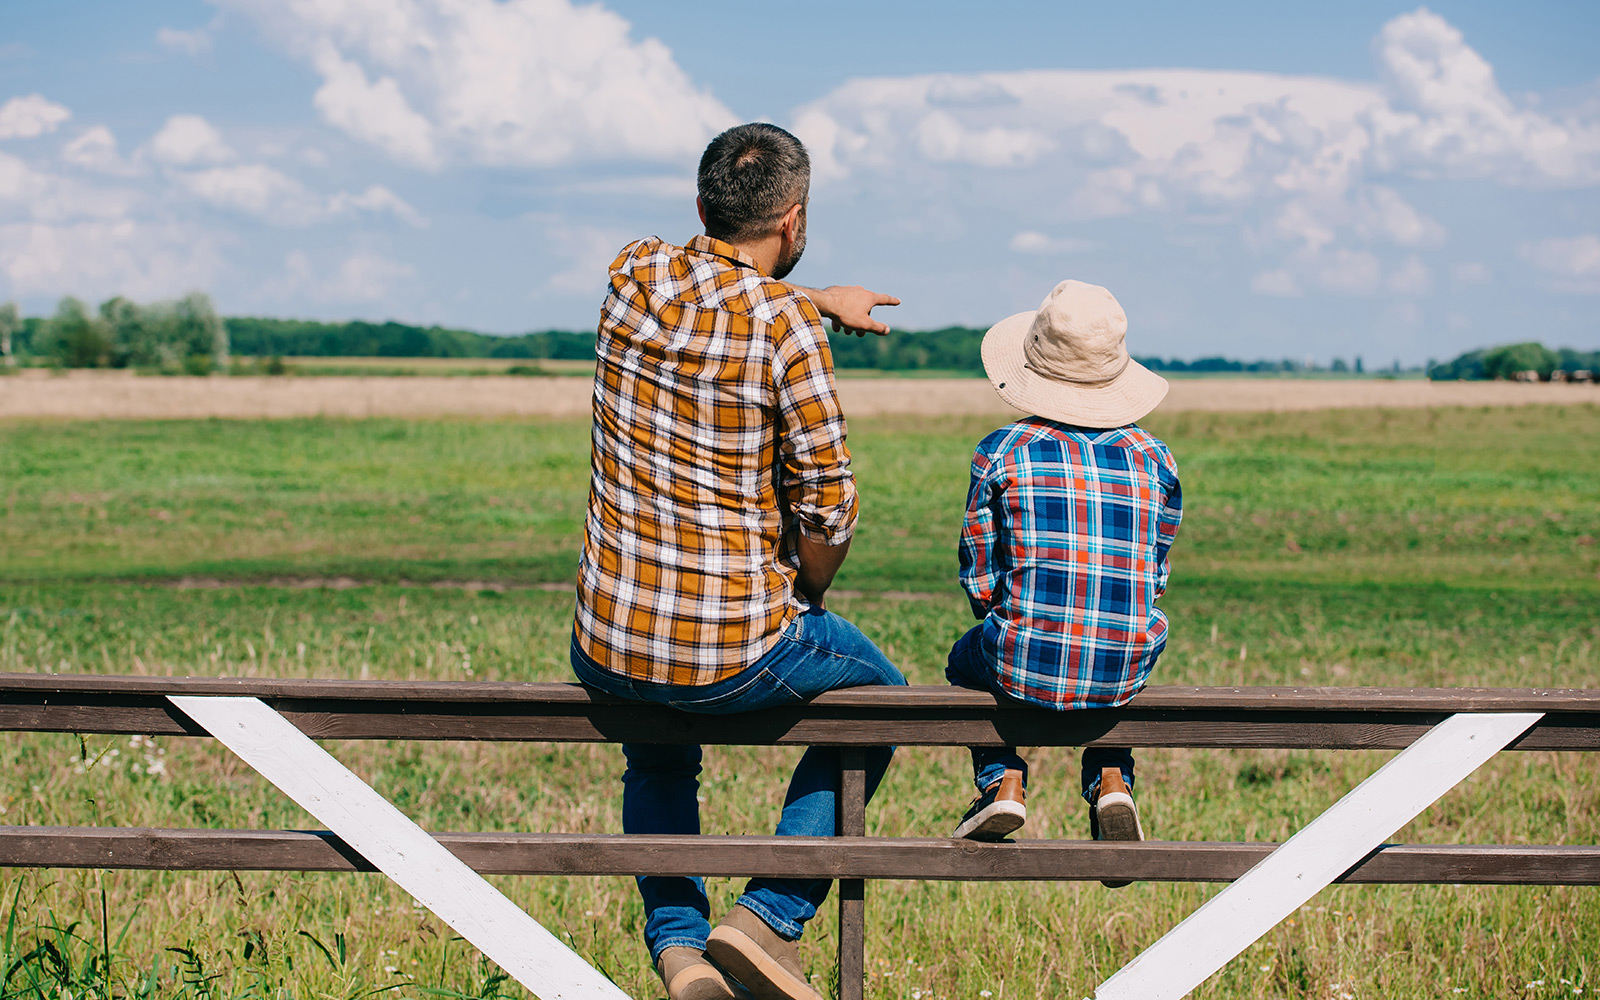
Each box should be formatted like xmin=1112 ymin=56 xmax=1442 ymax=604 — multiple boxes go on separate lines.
xmin=947 ymin=279 xmax=1182 ymax=885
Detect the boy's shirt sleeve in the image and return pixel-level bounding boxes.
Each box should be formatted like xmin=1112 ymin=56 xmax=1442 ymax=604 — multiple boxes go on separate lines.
xmin=1153 ymin=446 xmax=1183 ymax=599
xmin=958 ymin=446 xmax=1001 ymax=619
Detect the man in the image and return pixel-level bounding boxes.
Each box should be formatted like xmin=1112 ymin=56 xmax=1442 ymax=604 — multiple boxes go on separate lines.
xmin=569 ymin=122 xmax=906 ymax=1000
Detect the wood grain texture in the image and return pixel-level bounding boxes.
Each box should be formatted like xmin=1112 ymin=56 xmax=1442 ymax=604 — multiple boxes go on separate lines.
xmin=837 ymin=750 xmax=868 ymax=1000
xmin=5 ymin=675 xmax=1598 ymax=711
xmin=2 ymin=677 xmax=1596 ymax=750
xmin=6 ymin=827 xmax=1596 ymax=885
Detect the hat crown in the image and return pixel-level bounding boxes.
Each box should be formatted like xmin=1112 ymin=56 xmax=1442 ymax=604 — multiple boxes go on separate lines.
xmin=1022 ymin=280 xmax=1129 ymax=385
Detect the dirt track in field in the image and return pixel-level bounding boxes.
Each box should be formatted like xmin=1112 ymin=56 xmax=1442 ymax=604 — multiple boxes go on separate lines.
xmin=1 ymin=370 xmax=1595 ymax=419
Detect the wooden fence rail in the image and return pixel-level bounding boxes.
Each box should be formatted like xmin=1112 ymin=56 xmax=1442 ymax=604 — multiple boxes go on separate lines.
xmin=3 ymin=674 xmax=1598 ymax=1000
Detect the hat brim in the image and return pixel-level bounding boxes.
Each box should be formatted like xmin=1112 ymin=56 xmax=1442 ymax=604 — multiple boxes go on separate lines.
xmin=981 ymin=310 xmax=1169 ymax=428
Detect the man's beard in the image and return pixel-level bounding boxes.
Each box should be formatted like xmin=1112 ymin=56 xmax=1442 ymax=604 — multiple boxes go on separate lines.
xmin=770 ymin=215 xmax=807 ymax=281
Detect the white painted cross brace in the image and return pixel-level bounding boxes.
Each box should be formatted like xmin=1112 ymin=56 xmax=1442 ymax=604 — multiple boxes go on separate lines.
xmin=1095 ymin=711 xmax=1543 ymax=1000
xmin=169 ymin=695 xmax=631 ymax=1000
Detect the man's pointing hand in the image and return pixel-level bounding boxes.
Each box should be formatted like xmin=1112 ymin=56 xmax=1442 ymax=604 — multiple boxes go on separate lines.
xmin=795 ymin=285 xmax=901 ymax=336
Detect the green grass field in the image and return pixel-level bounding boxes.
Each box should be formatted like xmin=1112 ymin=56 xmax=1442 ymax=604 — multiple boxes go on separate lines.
xmin=2 ymin=404 xmax=1597 ymax=1000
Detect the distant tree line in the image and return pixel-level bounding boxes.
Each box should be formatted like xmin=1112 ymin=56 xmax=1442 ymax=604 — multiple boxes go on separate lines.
xmin=1428 ymin=342 xmax=1600 ymax=381
xmin=2 ymin=294 xmax=229 ymax=373
xmin=8 ymin=296 xmax=1520 ymax=378
xmin=224 ymin=317 xmax=598 ymax=361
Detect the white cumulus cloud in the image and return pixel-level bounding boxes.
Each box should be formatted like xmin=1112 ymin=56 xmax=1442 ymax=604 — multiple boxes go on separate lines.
xmin=1388 ymin=254 xmax=1433 ymax=296
xmin=157 ymin=16 xmax=223 ymax=58
xmin=0 ymin=218 xmax=225 ymax=299
xmin=1368 ymin=8 xmax=1600 ymax=185
xmin=61 ymin=127 xmax=140 ymax=176
xmin=279 ymin=248 xmax=417 ymax=302
xmin=327 ymin=184 xmax=427 ymax=228
xmin=176 ymin=163 xmax=319 ymax=221
xmin=1251 ymin=269 xmax=1303 ymax=298
xmin=0 ymin=150 xmax=136 ymax=222
xmin=147 ymin=115 xmax=236 ymax=166
xmin=0 ymin=94 xmax=71 ymax=141
xmin=217 ymin=0 xmax=737 ymax=170
xmin=1009 ymin=231 xmax=1096 ymax=255
xmin=173 ymin=163 xmax=426 ymax=228
xmin=1518 ymin=235 xmax=1600 ymax=294
xmin=787 ymin=5 xmax=1599 ymax=298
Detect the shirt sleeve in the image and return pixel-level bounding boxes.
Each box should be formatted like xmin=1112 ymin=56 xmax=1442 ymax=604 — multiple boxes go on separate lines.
xmin=1153 ymin=450 xmax=1183 ymax=599
xmin=958 ymin=447 xmax=1001 ymax=619
xmin=772 ymin=297 xmax=858 ymax=545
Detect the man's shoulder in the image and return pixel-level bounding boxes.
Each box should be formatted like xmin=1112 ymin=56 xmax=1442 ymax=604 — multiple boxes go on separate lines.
xmin=609 ymin=236 xmax=686 ymax=281
xmin=612 ymin=237 xmax=817 ymax=324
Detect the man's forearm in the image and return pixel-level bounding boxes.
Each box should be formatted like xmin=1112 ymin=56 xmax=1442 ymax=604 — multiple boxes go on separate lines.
xmin=796 ymin=532 xmax=851 ymax=607
xmin=791 ymin=284 xmax=900 ymax=336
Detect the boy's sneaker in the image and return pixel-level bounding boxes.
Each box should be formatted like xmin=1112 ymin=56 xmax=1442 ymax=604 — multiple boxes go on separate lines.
xmin=1089 ymin=766 xmax=1143 ymax=889
xmin=952 ymin=768 xmax=1026 ymax=840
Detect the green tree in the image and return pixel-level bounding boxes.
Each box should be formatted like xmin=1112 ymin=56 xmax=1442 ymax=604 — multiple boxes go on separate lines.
xmin=99 ymin=295 xmax=168 ymax=368
xmin=175 ymin=291 xmax=227 ymax=370
xmin=1481 ymin=342 xmax=1559 ymax=380
xmin=0 ymin=301 xmax=18 ymax=367
xmin=41 ymin=297 xmax=111 ymax=368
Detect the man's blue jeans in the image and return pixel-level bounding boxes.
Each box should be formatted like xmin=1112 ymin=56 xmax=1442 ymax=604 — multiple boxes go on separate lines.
xmin=571 ymin=605 xmax=906 ymax=961
xmin=945 ymin=624 xmax=1134 ymax=802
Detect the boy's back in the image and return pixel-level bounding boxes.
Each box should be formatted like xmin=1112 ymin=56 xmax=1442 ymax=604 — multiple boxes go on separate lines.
xmin=960 ymin=417 xmax=1183 ymax=710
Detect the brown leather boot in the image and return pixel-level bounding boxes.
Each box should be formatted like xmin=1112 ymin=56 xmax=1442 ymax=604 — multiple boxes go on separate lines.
xmin=656 ymin=946 xmax=740 ymax=1000
xmin=705 ymin=905 xmax=822 ymax=1000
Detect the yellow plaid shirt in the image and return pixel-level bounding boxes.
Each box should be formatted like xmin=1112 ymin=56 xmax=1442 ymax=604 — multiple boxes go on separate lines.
xmin=573 ymin=235 xmax=859 ymax=685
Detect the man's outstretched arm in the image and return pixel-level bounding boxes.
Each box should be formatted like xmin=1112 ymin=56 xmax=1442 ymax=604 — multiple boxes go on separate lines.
xmin=792 ymin=285 xmax=901 ymax=336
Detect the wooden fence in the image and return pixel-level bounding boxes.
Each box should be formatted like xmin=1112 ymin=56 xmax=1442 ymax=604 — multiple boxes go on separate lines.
xmin=3 ymin=674 xmax=1598 ymax=1000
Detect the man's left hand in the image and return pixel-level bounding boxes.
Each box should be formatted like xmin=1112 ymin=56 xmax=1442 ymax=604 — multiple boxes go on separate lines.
xmin=797 ymin=285 xmax=901 ymax=336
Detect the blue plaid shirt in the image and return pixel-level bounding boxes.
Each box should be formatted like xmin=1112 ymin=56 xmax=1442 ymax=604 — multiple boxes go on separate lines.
xmin=958 ymin=417 xmax=1182 ymax=710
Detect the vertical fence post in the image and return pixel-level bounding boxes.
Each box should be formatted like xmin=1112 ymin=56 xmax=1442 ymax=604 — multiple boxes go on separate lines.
xmin=836 ymin=748 xmax=867 ymax=1000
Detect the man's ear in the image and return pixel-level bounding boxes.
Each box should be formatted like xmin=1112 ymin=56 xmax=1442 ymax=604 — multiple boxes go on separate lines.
xmin=779 ymin=202 xmax=803 ymax=240
xmin=696 ymin=196 xmax=707 ymax=227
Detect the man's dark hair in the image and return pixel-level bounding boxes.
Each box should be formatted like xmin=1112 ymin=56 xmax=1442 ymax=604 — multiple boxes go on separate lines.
xmin=697 ymin=123 xmax=810 ymax=243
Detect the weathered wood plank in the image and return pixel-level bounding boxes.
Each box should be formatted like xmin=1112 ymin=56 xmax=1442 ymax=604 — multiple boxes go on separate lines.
xmin=837 ymin=750 xmax=868 ymax=1000
xmin=5 ymin=827 xmax=1597 ymax=885
xmin=2 ymin=694 xmax=1596 ymax=749
xmin=5 ymin=675 xmax=1600 ymax=711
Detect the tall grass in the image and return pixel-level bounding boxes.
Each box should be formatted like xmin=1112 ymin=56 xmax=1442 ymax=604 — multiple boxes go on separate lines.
xmin=1 ymin=405 xmax=1597 ymax=998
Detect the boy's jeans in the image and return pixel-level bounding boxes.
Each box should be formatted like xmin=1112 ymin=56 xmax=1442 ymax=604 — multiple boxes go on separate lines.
xmin=945 ymin=624 xmax=1135 ymax=802
xmin=571 ymin=605 xmax=906 ymax=961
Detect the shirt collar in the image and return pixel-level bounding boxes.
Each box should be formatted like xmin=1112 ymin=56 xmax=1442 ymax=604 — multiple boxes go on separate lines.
xmin=686 ymin=234 xmax=762 ymax=274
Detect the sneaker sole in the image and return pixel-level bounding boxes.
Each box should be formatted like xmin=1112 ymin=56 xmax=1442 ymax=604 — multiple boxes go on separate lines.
xmin=1094 ymin=791 xmax=1143 ymax=841
xmin=1093 ymin=790 xmax=1143 ymax=889
xmin=952 ymin=799 xmax=1026 ymax=840
xmin=705 ymin=927 xmax=820 ymax=1000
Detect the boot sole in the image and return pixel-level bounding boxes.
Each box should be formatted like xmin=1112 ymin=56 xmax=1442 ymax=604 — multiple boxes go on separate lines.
xmin=706 ymin=927 xmax=820 ymax=1000
xmin=952 ymin=799 xmax=1026 ymax=840
xmin=663 ymin=964 xmax=740 ymax=1000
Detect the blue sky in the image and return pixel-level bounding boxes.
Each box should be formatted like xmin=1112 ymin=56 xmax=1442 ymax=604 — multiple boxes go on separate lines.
xmin=1 ymin=0 xmax=1597 ymax=364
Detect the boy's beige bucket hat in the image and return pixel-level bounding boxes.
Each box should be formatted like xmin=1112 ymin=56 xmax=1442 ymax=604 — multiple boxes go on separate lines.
xmin=981 ymin=279 xmax=1168 ymax=428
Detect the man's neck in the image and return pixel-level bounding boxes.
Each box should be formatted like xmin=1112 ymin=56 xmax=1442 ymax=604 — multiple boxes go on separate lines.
xmin=714 ymin=232 xmax=783 ymax=277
